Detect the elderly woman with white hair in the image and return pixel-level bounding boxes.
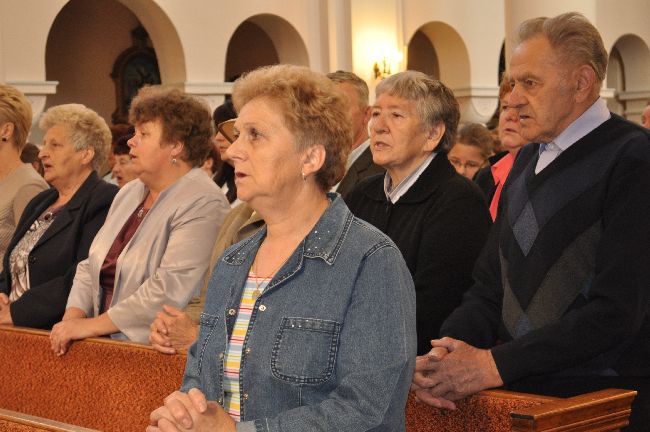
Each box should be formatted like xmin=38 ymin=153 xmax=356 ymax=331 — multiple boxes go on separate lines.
xmin=345 ymin=71 xmax=491 ymax=355
xmin=0 ymin=103 xmax=118 ymax=329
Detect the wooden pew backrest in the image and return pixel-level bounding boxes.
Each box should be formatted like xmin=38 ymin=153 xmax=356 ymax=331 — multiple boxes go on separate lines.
xmin=0 ymin=326 xmax=186 ymax=432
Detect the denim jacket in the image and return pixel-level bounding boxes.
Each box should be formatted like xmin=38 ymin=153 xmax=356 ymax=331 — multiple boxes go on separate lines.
xmin=181 ymin=195 xmax=417 ymax=431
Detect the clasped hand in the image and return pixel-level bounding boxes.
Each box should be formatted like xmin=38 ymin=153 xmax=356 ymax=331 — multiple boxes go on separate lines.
xmin=0 ymin=293 xmax=12 ymax=325
xmin=411 ymin=337 xmax=503 ymax=410
xmin=148 ymin=388 xmax=235 ymax=432
xmin=149 ymin=305 xmax=198 ymax=354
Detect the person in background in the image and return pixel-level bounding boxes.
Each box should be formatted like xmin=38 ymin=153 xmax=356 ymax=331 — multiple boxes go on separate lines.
xmin=148 ymin=65 xmax=416 ymax=431
xmin=448 ymin=122 xmax=494 ymax=180
xmin=345 ymin=71 xmax=491 ymax=355
xmin=412 ymin=13 xmax=650 ymax=431
xmin=150 ymin=120 xmax=264 ymax=355
xmin=327 ymin=70 xmax=383 ymax=197
xmin=111 ymin=132 xmax=140 ymax=188
xmin=49 ymin=86 xmax=229 ymax=354
xmin=0 ymin=103 xmax=117 ymax=328
xmin=474 ymin=73 xmax=528 ymax=220
xmin=102 ymin=123 xmax=132 ymax=185
xmin=20 ymin=143 xmax=45 ymax=176
xmin=149 ymin=201 xmax=263 ymax=354
xmin=0 ymin=85 xmax=49 ymax=273
xmin=212 ymin=101 xmax=239 ymax=206
xmin=200 ymin=145 xmax=220 ymax=179
xmin=641 ymin=100 xmax=650 ymax=129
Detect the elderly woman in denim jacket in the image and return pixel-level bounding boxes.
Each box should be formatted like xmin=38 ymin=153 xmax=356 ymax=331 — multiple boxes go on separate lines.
xmin=148 ymin=65 xmax=416 ymax=432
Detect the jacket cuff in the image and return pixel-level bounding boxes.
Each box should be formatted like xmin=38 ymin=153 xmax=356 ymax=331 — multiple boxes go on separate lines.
xmin=491 ymin=342 xmax=526 ymax=384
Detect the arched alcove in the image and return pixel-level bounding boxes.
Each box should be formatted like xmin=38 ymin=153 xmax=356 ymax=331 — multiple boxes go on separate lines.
xmin=225 ymin=14 xmax=309 ymax=79
xmin=407 ymin=30 xmax=439 ymax=78
xmin=606 ymin=34 xmax=650 ymax=119
xmin=44 ymin=0 xmax=185 ymax=128
xmin=45 ymin=0 xmax=144 ymax=124
xmin=408 ymin=22 xmax=470 ymax=89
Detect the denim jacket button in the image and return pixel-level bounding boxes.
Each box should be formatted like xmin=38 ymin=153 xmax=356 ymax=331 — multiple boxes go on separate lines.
xmin=217 ymin=397 xmax=223 ymax=404
xmin=244 ymin=347 xmax=251 ymax=354
xmin=259 ymin=304 xmax=267 ymax=311
xmin=243 ymin=393 xmax=249 ymax=400
xmin=228 ymin=308 xmax=236 ymax=316
xmin=219 ymin=352 xmax=224 ymax=359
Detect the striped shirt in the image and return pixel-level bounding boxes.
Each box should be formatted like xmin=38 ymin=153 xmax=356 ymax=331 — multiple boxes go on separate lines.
xmin=223 ymin=272 xmax=271 ymax=421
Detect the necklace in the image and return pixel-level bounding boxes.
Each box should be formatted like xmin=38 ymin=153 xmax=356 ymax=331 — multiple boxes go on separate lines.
xmin=137 ymin=193 xmax=152 ymax=219
xmin=250 ymin=250 xmax=289 ymax=300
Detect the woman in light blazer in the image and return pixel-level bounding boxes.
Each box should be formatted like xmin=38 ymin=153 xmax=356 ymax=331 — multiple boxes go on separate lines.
xmin=50 ymin=87 xmax=230 ymax=353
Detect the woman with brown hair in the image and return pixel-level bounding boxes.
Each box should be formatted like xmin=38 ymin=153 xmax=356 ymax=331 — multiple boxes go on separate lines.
xmin=50 ymin=86 xmax=229 ymax=353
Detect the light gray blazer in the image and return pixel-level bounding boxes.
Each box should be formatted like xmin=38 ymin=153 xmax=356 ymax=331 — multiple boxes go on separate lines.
xmin=67 ymin=168 xmax=229 ymax=343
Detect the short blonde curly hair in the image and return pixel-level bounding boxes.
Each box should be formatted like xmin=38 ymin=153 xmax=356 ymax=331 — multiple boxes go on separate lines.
xmin=39 ymin=104 xmax=111 ymax=172
xmin=0 ymin=84 xmax=33 ymax=151
xmin=232 ymin=65 xmax=352 ymax=191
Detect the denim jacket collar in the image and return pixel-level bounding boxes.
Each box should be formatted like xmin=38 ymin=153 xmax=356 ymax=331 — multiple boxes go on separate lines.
xmin=222 ymin=193 xmax=351 ymax=269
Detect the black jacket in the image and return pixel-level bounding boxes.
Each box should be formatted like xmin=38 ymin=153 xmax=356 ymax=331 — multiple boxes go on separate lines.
xmin=345 ymin=153 xmax=491 ymax=354
xmin=0 ymin=172 xmax=117 ymax=329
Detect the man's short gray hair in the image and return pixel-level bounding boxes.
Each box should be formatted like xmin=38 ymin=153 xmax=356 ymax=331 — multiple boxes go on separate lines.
xmin=516 ymin=12 xmax=608 ymax=86
xmin=326 ymin=70 xmax=369 ymax=108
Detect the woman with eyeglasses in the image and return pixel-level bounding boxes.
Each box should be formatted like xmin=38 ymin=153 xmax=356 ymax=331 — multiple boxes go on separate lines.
xmin=49 ymin=86 xmax=230 ymax=354
xmin=148 ymin=65 xmax=416 ymax=431
xmin=448 ymin=123 xmax=494 ymax=180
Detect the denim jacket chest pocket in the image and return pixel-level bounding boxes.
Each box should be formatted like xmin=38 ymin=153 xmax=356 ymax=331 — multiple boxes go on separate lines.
xmin=197 ymin=312 xmax=221 ymax=374
xmin=271 ymin=317 xmax=341 ymax=385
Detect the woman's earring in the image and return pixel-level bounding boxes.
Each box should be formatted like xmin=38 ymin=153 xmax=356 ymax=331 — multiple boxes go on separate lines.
xmin=171 ymin=158 xmax=177 ymax=165
xmin=301 ymin=171 xmax=307 ymax=181
xmin=1 ymin=137 xmax=7 ymax=142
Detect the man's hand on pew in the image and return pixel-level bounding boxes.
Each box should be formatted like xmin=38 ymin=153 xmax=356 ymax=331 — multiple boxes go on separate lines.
xmin=148 ymin=388 xmax=235 ymax=432
xmin=0 ymin=293 xmax=12 ymax=325
xmin=411 ymin=337 xmax=503 ymax=410
xmin=149 ymin=305 xmax=198 ymax=354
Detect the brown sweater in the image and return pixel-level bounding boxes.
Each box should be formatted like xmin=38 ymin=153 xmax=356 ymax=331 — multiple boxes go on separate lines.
xmin=184 ymin=203 xmax=264 ymax=322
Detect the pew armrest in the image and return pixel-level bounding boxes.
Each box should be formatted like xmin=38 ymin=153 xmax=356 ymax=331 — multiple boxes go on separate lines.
xmin=510 ymin=388 xmax=637 ymax=431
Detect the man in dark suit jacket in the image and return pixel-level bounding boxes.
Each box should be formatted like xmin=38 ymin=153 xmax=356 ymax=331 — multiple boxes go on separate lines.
xmin=327 ymin=71 xmax=383 ymax=198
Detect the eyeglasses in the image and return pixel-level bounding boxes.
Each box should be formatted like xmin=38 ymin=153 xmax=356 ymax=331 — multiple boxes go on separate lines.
xmin=217 ymin=119 xmax=237 ymax=144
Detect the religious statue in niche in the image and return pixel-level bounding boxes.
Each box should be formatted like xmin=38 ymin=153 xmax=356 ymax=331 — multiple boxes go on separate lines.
xmin=111 ymin=25 xmax=161 ymax=124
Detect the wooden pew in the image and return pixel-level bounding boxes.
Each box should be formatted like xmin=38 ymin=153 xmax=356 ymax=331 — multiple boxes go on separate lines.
xmin=0 ymin=326 xmax=636 ymax=431
xmin=0 ymin=326 xmax=186 ymax=431
xmin=406 ymin=388 xmax=636 ymax=431
xmin=0 ymin=408 xmax=99 ymax=432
